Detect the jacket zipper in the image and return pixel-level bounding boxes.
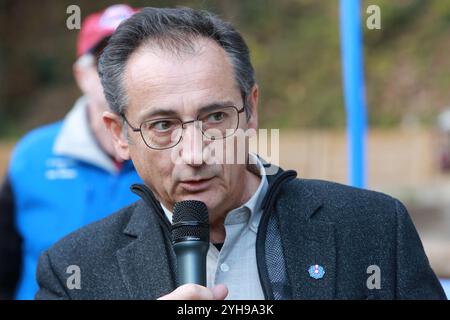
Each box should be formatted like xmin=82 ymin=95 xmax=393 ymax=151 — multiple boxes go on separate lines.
xmin=256 ymin=169 xmax=297 ymax=299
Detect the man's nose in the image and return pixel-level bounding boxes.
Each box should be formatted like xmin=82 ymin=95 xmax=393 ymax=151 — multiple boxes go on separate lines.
xmin=180 ymin=121 xmax=204 ymax=166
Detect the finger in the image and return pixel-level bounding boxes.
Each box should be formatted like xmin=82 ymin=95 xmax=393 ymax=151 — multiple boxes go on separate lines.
xmin=211 ymin=284 xmax=228 ymax=300
xmin=158 ymin=284 xmax=214 ymax=300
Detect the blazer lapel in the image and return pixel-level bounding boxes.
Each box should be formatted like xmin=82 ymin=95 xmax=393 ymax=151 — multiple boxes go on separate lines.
xmin=116 ymin=201 xmax=176 ymax=299
xmin=278 ymin=187 xmax=336 ymax=299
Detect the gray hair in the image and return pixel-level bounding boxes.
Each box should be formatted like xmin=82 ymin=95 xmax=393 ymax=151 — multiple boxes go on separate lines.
xmin=98 ymin=7 xmax=255 ymax=121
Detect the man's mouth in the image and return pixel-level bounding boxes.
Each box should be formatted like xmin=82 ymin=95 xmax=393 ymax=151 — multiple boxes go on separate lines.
xmin=179 ymin=177 xmax=215 ymax=192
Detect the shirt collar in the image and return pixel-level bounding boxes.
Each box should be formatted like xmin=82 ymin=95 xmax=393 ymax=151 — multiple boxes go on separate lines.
xmin=53 ymin=96 xmax=118 ymax=173
xmin=242 ymin=153 xmax=268 ymax=232
xmin=161 ymin=153 xmax=268 ymax=233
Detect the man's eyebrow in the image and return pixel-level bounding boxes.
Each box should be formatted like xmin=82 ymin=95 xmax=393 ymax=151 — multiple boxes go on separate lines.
xmin=140 ymin=101 xmax=236 ymax=120
xmin=196 ymin=101 xmax=236 ymax=114
xmin=139 ymin=108 xmax=177 ymax=120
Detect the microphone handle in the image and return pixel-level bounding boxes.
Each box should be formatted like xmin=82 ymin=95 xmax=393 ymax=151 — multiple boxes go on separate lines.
xmin=173 ymin=241 xmax=209 ymax=286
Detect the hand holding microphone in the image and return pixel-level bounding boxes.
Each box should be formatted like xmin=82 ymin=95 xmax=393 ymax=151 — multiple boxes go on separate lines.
xmin=157 ymin=283 xmax=228 ymax=300
xmin=158 ymin=200 xmax=228 ymax=300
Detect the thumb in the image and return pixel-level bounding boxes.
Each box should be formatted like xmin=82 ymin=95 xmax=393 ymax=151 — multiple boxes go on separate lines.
xmin=211 ymin=284 xmax=228 ymax=300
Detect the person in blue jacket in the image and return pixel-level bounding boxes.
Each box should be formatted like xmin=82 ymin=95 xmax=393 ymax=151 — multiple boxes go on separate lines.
xmin=0 ymin=4 xmax=140 ymax=300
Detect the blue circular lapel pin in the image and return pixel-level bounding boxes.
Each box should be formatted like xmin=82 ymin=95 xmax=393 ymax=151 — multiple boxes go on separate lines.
xmin=308 ymin=264 xmax=325 ymax=279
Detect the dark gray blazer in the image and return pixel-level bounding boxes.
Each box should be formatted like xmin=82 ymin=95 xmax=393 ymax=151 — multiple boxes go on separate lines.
xmin=35 ymin=170 xmax=447 ymax=300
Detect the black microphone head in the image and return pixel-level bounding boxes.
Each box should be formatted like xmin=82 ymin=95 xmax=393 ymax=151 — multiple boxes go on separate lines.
xmin=171 ymin=200 xmax=209 ymax=243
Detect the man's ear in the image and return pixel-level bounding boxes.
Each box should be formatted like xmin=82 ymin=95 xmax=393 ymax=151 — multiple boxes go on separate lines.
xmin=73 ymin=62 xmax=89 ymax=93
xmin=246 ymin=84 xmax=259 ymax=131
xmin=103 ymin=111 xmax=131 ymax=161
xmin=73 ymin=55 xmax=97 ymax=94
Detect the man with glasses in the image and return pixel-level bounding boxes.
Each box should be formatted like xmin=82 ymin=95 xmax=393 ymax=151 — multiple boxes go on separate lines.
xmin=0 ymin=4 xmax=140 ymax=300
xmin=35 ymin=7 xmax=446 ymax=300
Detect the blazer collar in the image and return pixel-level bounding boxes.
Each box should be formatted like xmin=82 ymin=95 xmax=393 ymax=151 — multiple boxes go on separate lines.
xmin=116 ymin=200 xmax=176 ymax=299
xmin=276 ymin=181 xmax=337 ymax=299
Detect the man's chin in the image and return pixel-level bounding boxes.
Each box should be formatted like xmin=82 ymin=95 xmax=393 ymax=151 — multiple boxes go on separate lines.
xmin=176 ymin=190 xmax=221 ymax=210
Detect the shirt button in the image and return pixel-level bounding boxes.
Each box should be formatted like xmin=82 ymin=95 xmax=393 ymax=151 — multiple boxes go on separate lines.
xmin=220 ymin=263 xmax=230 ymax=272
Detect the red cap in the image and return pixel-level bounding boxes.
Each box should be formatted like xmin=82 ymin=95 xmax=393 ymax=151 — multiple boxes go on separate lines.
xmin=77 ymin=4 xmax=138 ymax=57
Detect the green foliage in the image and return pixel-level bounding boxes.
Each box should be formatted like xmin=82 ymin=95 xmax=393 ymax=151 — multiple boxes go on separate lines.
xmin=2 ymin=0 xmax=450 ymax=138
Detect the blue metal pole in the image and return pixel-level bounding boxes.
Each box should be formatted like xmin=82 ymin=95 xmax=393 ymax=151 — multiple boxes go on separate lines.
xmin=339 ymin=0 xmax=367 ymax=188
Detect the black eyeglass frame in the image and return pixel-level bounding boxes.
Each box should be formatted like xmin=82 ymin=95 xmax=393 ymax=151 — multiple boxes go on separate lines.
xmin=120 ymin=105 xmax=246 ymax=150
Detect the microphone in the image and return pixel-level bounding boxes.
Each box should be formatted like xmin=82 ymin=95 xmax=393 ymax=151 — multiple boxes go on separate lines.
xmin=171 ymin=200 xmax=209 ymax=286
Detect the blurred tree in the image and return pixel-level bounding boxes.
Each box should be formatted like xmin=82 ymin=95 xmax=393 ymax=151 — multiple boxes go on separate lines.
xmin=2 ymin=0 xmax=450 ymax=138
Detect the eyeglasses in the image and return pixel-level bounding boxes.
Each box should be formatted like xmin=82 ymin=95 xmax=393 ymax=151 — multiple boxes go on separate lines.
xmin=121 ymin=105 xmax=246 ymax=150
